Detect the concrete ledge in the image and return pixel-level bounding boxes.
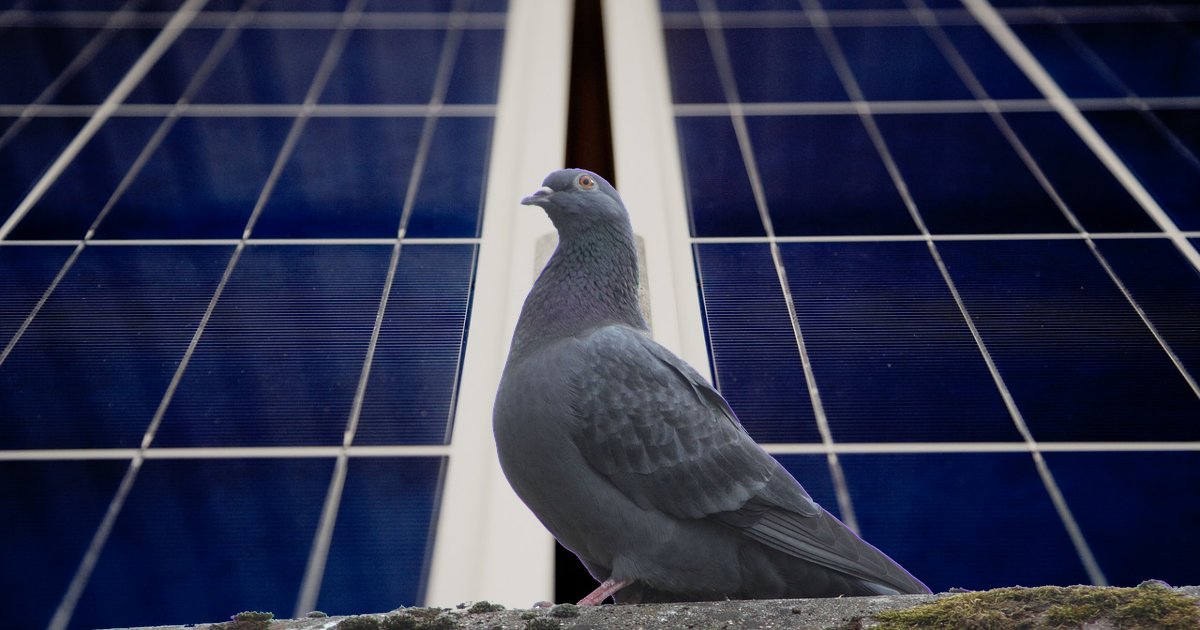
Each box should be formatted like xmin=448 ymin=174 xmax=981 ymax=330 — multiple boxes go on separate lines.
xmin=110 ymin=583 xmax=1200 ymax=630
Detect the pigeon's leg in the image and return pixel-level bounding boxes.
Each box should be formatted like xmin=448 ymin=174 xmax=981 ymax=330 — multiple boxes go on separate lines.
xmin=576 ymin=577 xmax=633 ymax=606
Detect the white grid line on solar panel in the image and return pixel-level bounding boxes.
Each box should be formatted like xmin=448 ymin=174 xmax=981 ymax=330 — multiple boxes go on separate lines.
xmin=7 ymin=233 xmax=1200 ymax=248
xmin=910 ymin=0 xmax=1200 ymax=401
xmin=671 ymin=97 xmax=1200 ymax=116
xmin=0 ymin=104 xmax=498 ymax=116
xmin=0 ymin=11 xmax=507 ymax=29
xmin=965 ymin=0 xmax=1200 ymax=278
xmin=696 ymin=0 xmax=860 ymax=536
xmin=657 ymin=6 xmax=1200 ymax=29
xmin=296 ymin=2 xmax=471 ymax=614
xmin=795 ymin=0 xmax=1106 ymax=586
xmin=5 ymin=441 xmax=1197 ymax=462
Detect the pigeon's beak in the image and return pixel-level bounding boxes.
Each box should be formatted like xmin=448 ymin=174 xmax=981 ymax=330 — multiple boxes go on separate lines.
xmin=521 ymin=186 xmax=554 ymax=207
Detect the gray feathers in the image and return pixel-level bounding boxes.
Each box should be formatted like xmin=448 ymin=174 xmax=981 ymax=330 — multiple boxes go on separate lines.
xmin=494 ymin=168 xmax=930 ymax=603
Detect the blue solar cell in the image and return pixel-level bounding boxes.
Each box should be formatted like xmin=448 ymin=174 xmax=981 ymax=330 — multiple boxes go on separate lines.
xmin=715 ymin=0 xmax=800 ymax=9
xmin=154 ymin=245 xmax=391 ymax=447
xmin=1086 ymin=109 xmax=1200 ymax=231
xmin=834 ymin=26 xmax=974 ymax=101
xmin=1003 ymin=111 xmax=1157 ymax=233
xmin=842 ymin=452 xmax=1089 ymax=592
xmin=723 ymin=28 xmax=848 ymax=103
xmin=1071 ymin=21 xmax=1200 ymax=98
xmin=444 ymin=29 xmax=505 ymax=104
xmin=1097 ymin=238 xmax=1200 ymax=380
xmin=820 ymin=0 xmax=906 ymax=8
xmin=125 ymin=28 xmax=225 ymax=105
xmin=51 ymin=29 xmax=159 ymax=104
xmin=320 ymin=29 xmax=443 ymax=104
xmin=318 ymin=457 xmax=444 ymax=613
xmin=192 ymin=28 xmax=335 ymax=103
xmin=405 ymin=116 xmax=493 ymax=238
xmin=1154 ymin=108 xmax=1200 ymax=166
xmin=0 ymin=460 xmax=127 ymax=630
xmin=744 ymin=115 xmax=915 ymax=236
xmin=1010 ymin=23 xmax=1122 ymax=98
xmin=660 ymin=0 xmax=697 ymax=11
xmin=71 ymin=458 xmax=331 ymax=629
xmin=939 ymin=239 xmax=1200 ymax=441
xmin=0 ymin=28 xmax=99 ymax=105
xmin=0 ymin=117 xmax=86 ymax=226
xmin=874 ymin=113 xmax=1074 ymax=234
xmin=779 ymin=242 xmax=1019 ymax=442
xmin=0 ymin=246 xmax=74 ymax=348
xmin=357 ymin=245 xmax=476 ymax=445
xmin=675 ymin=116 xmax=763 ymax=236
xmin=694 ymin=243 xmax=820 ymax=443
xmin=662 ymin=28 xmax=726 ymax=104
xmin=253 ymin=117 xmax=424 ymax=238
xmin=95 ymin=116 xmax=293 ymax=239
xmin=10 ymin=117 xmax=165 ymax=240
xmin=940 ymin=25 xmax=1041 ymax=100
xmin=1046 ymin=451 xmax=1200 ymax=587
xmin=0 ymin=246 xmax=233 ymax=449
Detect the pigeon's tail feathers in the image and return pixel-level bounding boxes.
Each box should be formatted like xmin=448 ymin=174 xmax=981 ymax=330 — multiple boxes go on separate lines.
xmin=742 ymin=508 xmax=932 ymax=595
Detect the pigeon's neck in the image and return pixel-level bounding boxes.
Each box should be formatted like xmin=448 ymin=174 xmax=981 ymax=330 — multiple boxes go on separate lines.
xmin=509 ymin=220 xmax=647 ymax=361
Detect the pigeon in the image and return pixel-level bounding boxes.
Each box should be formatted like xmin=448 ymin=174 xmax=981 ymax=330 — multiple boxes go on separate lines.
xmin=493 ymin=168 xmax=931 ymax=605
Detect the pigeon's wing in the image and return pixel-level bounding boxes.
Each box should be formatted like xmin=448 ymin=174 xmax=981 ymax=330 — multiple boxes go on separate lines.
xmin=571 ymin=325 xmax=926 ymax=593
xmin=569 ymin=325 xmax=819 ymax=520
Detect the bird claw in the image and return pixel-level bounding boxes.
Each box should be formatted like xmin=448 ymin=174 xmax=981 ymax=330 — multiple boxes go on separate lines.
xmin=577 ymin=577 xmax=633 ymax=606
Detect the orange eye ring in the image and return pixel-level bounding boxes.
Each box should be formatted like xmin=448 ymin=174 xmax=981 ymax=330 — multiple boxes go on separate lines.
xmin=578 ymin=174 xmax=596 ymax=190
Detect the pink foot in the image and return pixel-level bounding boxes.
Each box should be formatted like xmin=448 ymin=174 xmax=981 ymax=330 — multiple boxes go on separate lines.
xmin=577 ymin=577 xmax=633 ymax=606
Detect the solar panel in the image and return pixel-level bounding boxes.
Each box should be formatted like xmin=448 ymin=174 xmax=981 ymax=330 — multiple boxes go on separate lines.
xmin=644 ymin=0 xmax=1200 ymax=594
xmin=1 ymin=0 xmax=506 ymax=627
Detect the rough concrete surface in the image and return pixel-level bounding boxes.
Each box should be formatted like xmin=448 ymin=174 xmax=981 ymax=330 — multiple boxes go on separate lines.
xmin=105 ymin=585 xmax=1200 ymax=630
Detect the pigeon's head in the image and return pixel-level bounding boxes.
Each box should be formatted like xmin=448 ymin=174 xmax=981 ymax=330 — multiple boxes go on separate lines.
xmin=520 ymin=169 xmax=629 ymax=231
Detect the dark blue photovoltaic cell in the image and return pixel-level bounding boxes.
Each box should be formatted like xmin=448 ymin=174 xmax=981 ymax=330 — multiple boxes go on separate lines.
xmin=125 ymin=28 xmax=225 ymax=104
xmin=50 ymin=29 xmax=158 ymax=104
xmin=662 ymin=28 xmax=726 ymax=103
xmin=0 ymin=246 xmax=232 ymax=449
xmin=0 ymin=246 xmax=73 ymax=348
xmin=660 ymin=0 xmax=696 ymax=11
xmin=0 ymin=28 xmax=98 ymax=104
xmin=154 ymin=245 xmax=391 ymax=447
xmin=253 ymin=117 xmax=423 ymax=238
xmin=1086 ymin=109 xmax=1200 ymax=231
xmin=675 ymin=116 xmax=763 ymax=236
xmin=1046 ymin=451 xmax=1200 ymax=588
xmin=406 ymin=116 xmax=493 ymax=238
xmin=939 ymin=239 xmax=1200 ymax=441
xmin=95 ymin=116 xmax=293 ymax=239
xmin=745 ymin=115 xmax=915 ymax=236
xmin=0 ymin=460 xmax=127 ymax=630
xmin=71 ymin=458 xmax=331 ymax=630
xmin=444 ymin=29 xmax=505 ymax=104
xmin=821 ymin=0 xmax=906 ymax=8
xmin=694 ymin=243 xmax=819 ymax=443
xmin=1010 ymin=24 xmax=1122 ymax=98
xmin=357 ymin=245 xmax=476 ymax=445
xmin=715 ymin=0 xmax=798 ymax=9
xmin=320 ymin=29 xmax=443 ymax=104
xmin=874 ymin=113 xmax=1074 ymax=234
xmin=779 ymin=242 xmax=1018 ymax=442
xmin=0 ymin=117 xmax=86 ymax=226
xmin=1155 ymin=108 xmax=1200 ymax=159
xmin=941 ymin=25 xmax=1041 ymax=99
xmin=834 ymin=26 xmax=973 ymax=101
xmin=10 ymin=117 xmax=165 ymax=240
xmin=1003 ymin=111 xmax=1157 ymax=233
xmin=723 ymin=28 xmax=848 ymax=103
xmin=192 ymin=28 xmax=335 ymax=103
xmin=1097 ymin=239 xmax=1200 ymax=378
xmin=1071 ymin=22 xmax=1200 ymax=98
xmin=318 ymin=457 xmax=443 ymax=613
xmin=842 ymin=453 xmax=1088 ymax=592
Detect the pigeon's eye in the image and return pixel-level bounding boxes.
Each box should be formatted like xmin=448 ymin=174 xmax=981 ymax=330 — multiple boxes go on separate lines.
xmin=578 ymin=174 xmax=596 ymax=190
